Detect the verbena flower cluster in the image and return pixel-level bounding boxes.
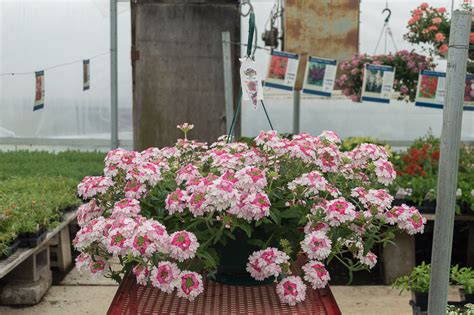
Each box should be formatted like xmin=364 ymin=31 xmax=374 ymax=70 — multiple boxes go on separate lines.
xmin=337 ymin=51 xmax=435 ymax=103
xmin=75 ymin=124 xmax=425 ymax=305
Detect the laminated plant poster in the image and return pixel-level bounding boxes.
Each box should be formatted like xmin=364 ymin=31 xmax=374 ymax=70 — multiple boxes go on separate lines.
xmin=415 ymin=70 xmax=446 ymax=109
xmin=302 ymin=56 xmax=337 ymax=97
xmin=265 ymin=50 xmax=300 ymax=91
xmin=361 ymin=64 xmax=395 ymax=104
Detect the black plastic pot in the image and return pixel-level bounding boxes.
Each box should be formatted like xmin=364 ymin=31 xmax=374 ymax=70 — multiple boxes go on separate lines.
xmin=460 ymin=288 xmax=474 ymax=303
xmin=213 ymin=229 xmax=273 ymax=286
xmin=0 ymin=237 xmax=20 ymax=259
xmin=19 ymin=229 xmax=47 ymax=248
xmin=418 ymin=200 xmax=436 ymax=214
xmin=411 ymin=291 xmax=429 ymax=312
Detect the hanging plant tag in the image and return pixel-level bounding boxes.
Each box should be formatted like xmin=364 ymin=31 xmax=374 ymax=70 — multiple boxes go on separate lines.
xmin=415 ymin=70 xmax=446 ymax=109
xmin=361 ymin=64 xmax=395 ymax=104
xmin=302 ymin=56 xmax=337 ymax=97
xmin=265 ymin=50 xmax=299 ymax=91
xmin=240 ymin=58 xmax=263 ymax=110
xmin=33 ymin=70 xmax=45 ymax=111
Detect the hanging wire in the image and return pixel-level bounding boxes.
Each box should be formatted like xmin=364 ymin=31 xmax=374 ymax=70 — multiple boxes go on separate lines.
xmin=0 ymin=51 xmax=109 ymax=77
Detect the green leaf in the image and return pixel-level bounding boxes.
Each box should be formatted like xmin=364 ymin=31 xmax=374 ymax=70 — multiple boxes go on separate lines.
xmin=280 ymin=208 xmax=301 ymax=219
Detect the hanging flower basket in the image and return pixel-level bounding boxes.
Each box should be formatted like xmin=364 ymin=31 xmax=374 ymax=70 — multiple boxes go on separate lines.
xmin=75 ymin=124 xmax=426 ymax=305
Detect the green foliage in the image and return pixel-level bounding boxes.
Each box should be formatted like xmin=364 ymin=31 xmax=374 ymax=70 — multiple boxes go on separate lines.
xmin=392 ymin=262 xmax=431 ymax=294
xmin=451 ymin=265 xmax=474 ymax=294
xmin=0 ymin=150 xmax=105 ymax=256
xmin=0 ymin=150 xmax=105 ymax=181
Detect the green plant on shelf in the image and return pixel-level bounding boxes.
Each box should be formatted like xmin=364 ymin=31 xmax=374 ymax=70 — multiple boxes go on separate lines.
xmin=451 ymin=265 xmax=474 ymax=295
xmin=392 ymin=261 xmax=431 ymax=294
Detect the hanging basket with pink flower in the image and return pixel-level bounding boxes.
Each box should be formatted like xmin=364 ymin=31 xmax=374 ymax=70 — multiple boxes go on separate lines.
xmin=404 ymin=2 xmax=474 ymax=72
xmin=336 ymin=51 xmax=435 ymax=103
xmin=74 ymin=124 xmax=426 ymax=305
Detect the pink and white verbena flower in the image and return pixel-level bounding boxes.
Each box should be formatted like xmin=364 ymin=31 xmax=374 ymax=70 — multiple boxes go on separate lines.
xmin=246 ymin=248 xmax=290 ymax=281
xmin=301 ymin=231 xmax=332 ymax=260
xmin=175 ymin=271 xmax=204 ymax=301
xmin=325 ymin=197 xmax=357 ymax=227
xmin=302 ymin=261 xmax=331 ymax=289
xmin=151 ymin=261 xmax=180 ymax=293
xmin=169 ymin=231 xmax=199 ymax=262
xmin=276 ymin=276 xmax=307 ymax=306
xmin=75 ymin=126 xmax=426 ymax=306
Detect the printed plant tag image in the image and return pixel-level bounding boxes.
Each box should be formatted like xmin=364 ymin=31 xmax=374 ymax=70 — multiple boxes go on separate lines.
xmin=240 ymin=58 xmax=263 ymax=110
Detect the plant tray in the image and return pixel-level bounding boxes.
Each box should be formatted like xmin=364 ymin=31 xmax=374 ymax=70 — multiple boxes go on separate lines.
xmin=108 ymin=272 xmax=342 ymax=315
xmin=19 ymin=230 xmax=48 ymax=248
xmin=0 ymin=238 xmax=20 ymax=260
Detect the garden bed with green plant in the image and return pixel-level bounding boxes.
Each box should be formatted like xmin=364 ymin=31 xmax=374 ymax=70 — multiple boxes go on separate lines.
xmin=389 ymin=133 xmax=474 ymax=214
xmin=0 ymin=151 xmax=104 ymax=258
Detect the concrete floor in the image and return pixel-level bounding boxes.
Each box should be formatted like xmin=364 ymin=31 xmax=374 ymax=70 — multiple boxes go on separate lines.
xmin=0 ymin=268 xmax=457 ymax=314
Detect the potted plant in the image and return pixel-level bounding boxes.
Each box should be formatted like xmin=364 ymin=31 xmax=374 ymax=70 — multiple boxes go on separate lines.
xmin=74 ymin=125 xmax=426 ymax=305
xmin=393 ymin=262 xmax=431 ymax=311
xmin=0 ymin=231 xmax=20 ymax=259
xmin=451 ymin=265 xmax=474 ymax=303
xmin=16 ymin=213 xmax=48 ymax=248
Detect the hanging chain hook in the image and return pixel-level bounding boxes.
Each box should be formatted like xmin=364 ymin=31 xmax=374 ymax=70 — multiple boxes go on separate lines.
xmin=239 ymin=0 xmax=254 ymax=17
xmin=382 ymin=8 xmax=391 ymax=23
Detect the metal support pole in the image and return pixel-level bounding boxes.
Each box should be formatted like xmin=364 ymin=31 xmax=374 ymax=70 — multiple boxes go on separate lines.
xmin=428 ymin=10 xmax=470 ymax=315
xmin=293 ymin=89 xmax=300 ymax=134
xmin=110 ymin=0 xmax=119 ymax=149
xmin=222 ymin=32 xmax=234 ymax=135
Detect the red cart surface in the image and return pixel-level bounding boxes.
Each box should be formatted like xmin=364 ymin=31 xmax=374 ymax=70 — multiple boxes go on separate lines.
xmin=108 ymin=272 xmax=342 ymax=315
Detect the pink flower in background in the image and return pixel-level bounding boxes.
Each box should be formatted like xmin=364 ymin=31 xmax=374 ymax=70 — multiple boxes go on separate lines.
xmin=175 ymin=271 xmax=204 ymax=301
xmin=151 ymin=261 xmax=180 ymax=293
xmin=276 ymin=276 xmax=307 ymax=306
xmin=420 ymin=3 xmax=429 ymax=9
xmin=432 ymin=17 xmax=442 ymax=24
xmin=439 ymin=44 xmax=449 ymax=55
xmin=435 ymin=32 xmax=446 ymax=42
xmin=302 ymin=261 xmax=331 ymax=289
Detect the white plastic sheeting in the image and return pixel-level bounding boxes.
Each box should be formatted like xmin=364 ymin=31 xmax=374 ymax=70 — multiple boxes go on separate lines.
xmin=0 ymin=0 xmax=132 ymax=140
xmin=0 ymin=0 xmax=472 ymax=145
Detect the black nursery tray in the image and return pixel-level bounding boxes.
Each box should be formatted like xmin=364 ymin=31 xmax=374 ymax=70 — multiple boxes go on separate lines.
xmin=0 ymin=238 xmax=20 ymax=259
xmin=19 ymin=229 xmax=48 ymax=248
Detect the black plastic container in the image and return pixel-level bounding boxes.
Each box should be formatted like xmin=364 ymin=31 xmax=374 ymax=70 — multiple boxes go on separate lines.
xmin=0 ymin=238 xmax=20 ymax=259
xmin=460 ymin=288 xmax=474 ymax=303
xmin=411 ymin=291 xmax=429 ymax=312
xmin=19 ymin=229 xmax=47 ymax=248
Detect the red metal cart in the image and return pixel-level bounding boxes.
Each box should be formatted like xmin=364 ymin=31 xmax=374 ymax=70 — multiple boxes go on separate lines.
xmin=108 ymin=272 xmax=342 ymax=315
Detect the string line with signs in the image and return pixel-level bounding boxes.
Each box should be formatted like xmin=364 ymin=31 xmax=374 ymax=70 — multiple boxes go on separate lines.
xmin=1 ymin=51 xmax=109 ymax=111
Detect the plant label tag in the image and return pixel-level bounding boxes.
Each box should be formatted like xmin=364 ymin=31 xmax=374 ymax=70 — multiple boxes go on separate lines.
xmin=302 ymin=56 xmax=337 ymax=97
xmin=361 ymin=64 xmax=395 ymax=104
xmin=34 ymin=70 xmax=45 ymax=111
xmin=240 ymin=58 xmax=263 ymax=110
xmin=265 ymin=50 xmax=299 ymax=91
xmin=415 ymin=70 xmax=446 ymax=109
